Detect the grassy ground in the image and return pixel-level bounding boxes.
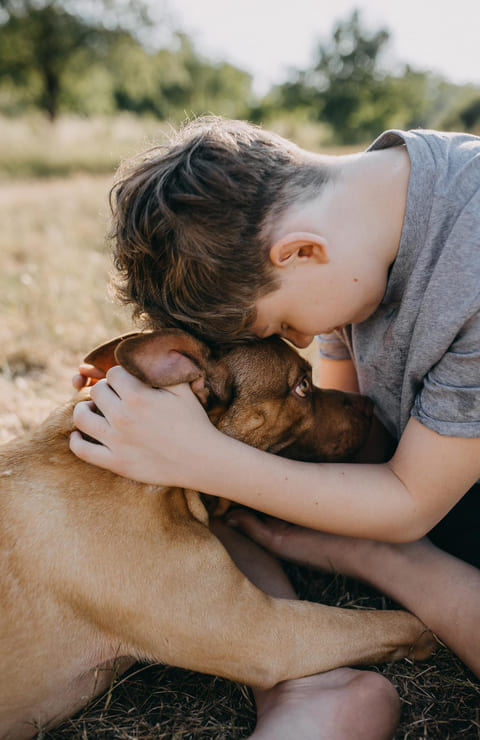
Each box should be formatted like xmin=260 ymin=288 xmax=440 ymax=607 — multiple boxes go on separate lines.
xmin=0 ymin=173 xmax=131 ymax=443
xmin=0 ymin=113 xmax=169 ymax=180
xmin=1 ymin=123 xmax=479 ymax=738
xmin=0 ymin=112 xmax=359 ymax=181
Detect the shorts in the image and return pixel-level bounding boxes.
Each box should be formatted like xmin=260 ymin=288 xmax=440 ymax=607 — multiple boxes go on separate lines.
xmin=428 ymin=483 xmax=480 ymax=569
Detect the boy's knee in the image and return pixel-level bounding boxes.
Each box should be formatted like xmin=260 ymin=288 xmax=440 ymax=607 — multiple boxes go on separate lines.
xmin=349 ymin=671 xmax=400 ymax=739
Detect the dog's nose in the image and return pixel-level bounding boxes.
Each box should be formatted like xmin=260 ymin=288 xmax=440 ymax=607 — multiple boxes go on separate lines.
xmin=359 ymin=396 xmax=374 ymax=418
xmin=346 ymin=394 xmax=374 ymax=418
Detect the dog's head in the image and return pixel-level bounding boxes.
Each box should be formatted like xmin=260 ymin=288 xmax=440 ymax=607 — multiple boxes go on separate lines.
xmin=85 ymin=329 xmax=372 ymax=463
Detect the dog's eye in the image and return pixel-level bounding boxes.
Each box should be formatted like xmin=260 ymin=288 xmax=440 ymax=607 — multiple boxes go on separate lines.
xmin=294 ymin=377 xmax=311 ymax=398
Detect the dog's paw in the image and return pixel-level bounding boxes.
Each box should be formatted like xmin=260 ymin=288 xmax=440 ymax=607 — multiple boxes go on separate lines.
xmin=387 ymin=618 xmax=437 ymax=663
xmin=406 ymin=625 xmax=438 ymax=661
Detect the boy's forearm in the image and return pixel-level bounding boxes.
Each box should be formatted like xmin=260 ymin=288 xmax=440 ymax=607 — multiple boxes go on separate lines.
xmin=195 ymin=433 xmax=422 ymax=542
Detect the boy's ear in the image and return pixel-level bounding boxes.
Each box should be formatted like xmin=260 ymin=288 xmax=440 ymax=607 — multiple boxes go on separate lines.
xmin=269 ymin=232 xmax=329 ymax=268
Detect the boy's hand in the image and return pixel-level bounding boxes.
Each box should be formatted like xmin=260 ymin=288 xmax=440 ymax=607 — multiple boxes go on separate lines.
xmin=69 ymin=365 xmax=219 ymax=488
xmin=226 ymin=509 xmax=371 ymax=578
xmin=72 ymin=363 xmax=107 ymax=391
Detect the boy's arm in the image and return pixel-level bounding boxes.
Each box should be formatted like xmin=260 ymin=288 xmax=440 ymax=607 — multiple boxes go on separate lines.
xmin=69 ymin=365 xmax=480 ymax=543
xmin=190 ymin=415 xmax=480 ymax=541
xmin=316 ymin=357 xmax=359 ymax=393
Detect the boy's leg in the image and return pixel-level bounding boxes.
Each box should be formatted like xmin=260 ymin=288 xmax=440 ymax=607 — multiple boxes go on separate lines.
xmin=226 ymin=509 xmax=480 ymax=678
xmin=210 ymin=519 xmax=400 ymax=740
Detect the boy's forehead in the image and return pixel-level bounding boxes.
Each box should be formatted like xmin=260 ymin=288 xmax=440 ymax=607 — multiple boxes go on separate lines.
xmin=250 ymin=289 xmax=285 ymax=337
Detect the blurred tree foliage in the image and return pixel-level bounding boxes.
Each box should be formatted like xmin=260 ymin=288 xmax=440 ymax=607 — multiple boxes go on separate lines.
xmin=0 ymin=0 xmax=252 ymax=120
xmin=0 ymin=0 xmax=152 ymax=119
xmin=0 ymin=2 xmax=479 ymax=140
xmin=106 ymin=32 xmax=251 ymax=119
xmin=253 ymin=9 xmax=480 ymax=143
xmin=285 ymin=9 xmax=394 ymax=143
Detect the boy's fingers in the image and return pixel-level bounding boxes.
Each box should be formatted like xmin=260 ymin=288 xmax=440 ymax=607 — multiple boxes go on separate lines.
xmin=72 ymin=364 xmax=106 ymax=390
xmin=69 ymin=430 xmax=113 ymax=468
xmin=72 ymin=373 xmax=86 ymax=391
xmin=166 ymin=382 xmax=198 ymax=397
xmin=72 ymin=400 xmax=110 ymax=443
xmin=226 ymin=510 xmax=279 ymax=547
xmin=104 ymin=365 xmax=148 ymax=398
xmin=89 ymin=379 xmax=122 ymax=412
xmin=226 ymin=510 xmax=307 ymax=559
xmin=78 ymin=363 xmax=106 ymax=380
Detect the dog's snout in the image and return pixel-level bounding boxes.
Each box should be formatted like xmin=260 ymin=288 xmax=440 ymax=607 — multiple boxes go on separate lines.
xmin=343 ymin=394 xmax=374 ymax=418
xmin=358 ymin=396 xmax=374 ymax=418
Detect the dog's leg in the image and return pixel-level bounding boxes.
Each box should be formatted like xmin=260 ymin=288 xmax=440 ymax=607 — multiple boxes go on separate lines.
xmin=210 ymin=519 xmax=401 ymax=740
xmin=113 ymin=521 xmax=434 ymax=689
xmin=4 ymin=657 xmax=136 ymax=740
xmin=47 ymin=657 xmax=136 ymax=727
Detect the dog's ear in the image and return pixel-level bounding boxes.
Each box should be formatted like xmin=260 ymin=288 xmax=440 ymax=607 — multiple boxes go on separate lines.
xmin=84 ymin=331 xmax=143 ymax=374
xmin=112 ymin=329 xmax=232 ymax=405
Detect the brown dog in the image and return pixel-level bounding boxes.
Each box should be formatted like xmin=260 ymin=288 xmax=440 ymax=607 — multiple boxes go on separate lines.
xmin=0 ymin=330 xmax=434 ymax=739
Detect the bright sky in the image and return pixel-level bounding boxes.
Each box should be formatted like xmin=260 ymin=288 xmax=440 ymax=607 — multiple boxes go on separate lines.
xmin=164 ymin=0 xmax=480 ymax=95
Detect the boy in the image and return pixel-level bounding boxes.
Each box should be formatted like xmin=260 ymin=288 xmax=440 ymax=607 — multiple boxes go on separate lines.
xmin=71 ymin=117 xmax=480 ymax=739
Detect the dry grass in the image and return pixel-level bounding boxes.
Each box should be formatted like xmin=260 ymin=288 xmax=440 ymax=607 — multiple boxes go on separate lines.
xmin=0 ymin=113 xmax=169 ymax=179
xmin=0 ymin=173 xmax=132 ymax=443
xmin=1 ymin=162 xmax=479 ymax=739
xmin=0 ymin=113 xmax=353 ymax=182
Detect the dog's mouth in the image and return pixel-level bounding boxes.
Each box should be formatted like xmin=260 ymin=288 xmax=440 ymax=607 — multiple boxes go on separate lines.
xmin=267 ymin=437 xmax=299 ymax=456
xmin=268 ymin=431 xmax=370 ymax=463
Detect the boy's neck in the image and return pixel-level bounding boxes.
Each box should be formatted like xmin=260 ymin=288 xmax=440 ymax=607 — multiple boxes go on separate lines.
xmin=334 ymin=144 xmax=410 ymax=270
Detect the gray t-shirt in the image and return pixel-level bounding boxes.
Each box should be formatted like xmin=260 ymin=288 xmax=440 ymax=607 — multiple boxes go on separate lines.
xmin=317 ymin=129 xmax=480 ymax=442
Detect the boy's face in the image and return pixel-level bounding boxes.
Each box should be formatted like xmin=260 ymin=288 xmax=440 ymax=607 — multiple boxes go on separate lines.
xmin=251 ymin=262 xmax=347 ymax=348
xmin=251 ymin=246 xmax=381 ymax=348
xmin=251 ymin=282 xmax=318 ymax=348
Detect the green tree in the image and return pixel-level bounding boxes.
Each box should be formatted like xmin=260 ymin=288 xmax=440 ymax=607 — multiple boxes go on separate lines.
xmin=0 ymin=1 xmax=253 ymax=121
xmin=458 ymin=97 xmax=480 ymax=132
xmin=313 ymin=9 xmax=391 ymax=142
xmin=175 ymin=34 xmax=252 ymax=119
xmin=272 ymin=9 xmax=396 ymax=143
xmin=0 ymin=0 xmax=151 ymax=119
xmin=106 ymin=31 xmax=252 ymax=120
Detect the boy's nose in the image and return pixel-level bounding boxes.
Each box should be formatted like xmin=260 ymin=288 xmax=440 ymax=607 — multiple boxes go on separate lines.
xmin=283 ymin=330 xmax=315 ymax=348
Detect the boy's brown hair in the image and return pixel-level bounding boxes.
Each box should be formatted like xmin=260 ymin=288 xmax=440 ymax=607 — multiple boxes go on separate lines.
xmin=110 ymin=116 xmax=331 ymax=343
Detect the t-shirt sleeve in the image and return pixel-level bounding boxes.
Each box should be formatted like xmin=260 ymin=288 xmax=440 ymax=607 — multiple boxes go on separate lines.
xmin=316 ymin=331 xmax=351 ymax=361
xmin=412 ymin=313 xmax=480 ymax=437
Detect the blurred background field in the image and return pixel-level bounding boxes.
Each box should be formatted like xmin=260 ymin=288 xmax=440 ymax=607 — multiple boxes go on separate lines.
xmin=0 ymin=112 xmax=167 ymax=178
xmin=0 ymin=167 xmax=130 ymax=442
xmin=1 ymin=0 xmax=480 ymax=737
